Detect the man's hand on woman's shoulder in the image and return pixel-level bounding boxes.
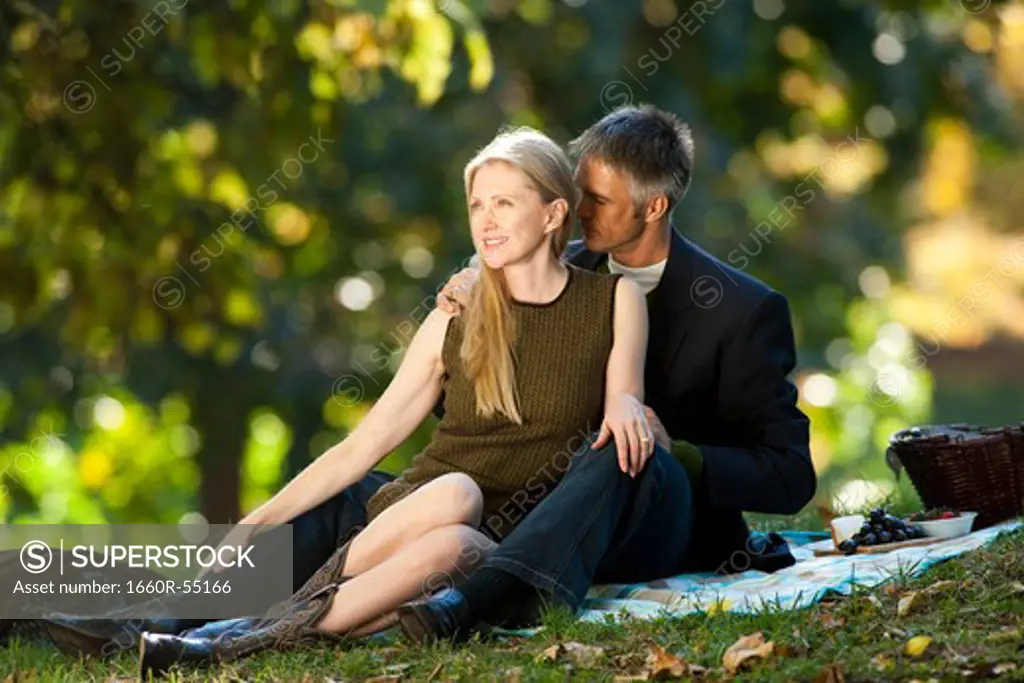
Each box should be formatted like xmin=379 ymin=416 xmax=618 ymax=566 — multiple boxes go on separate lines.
xmin=436 ymin=266 xmax=479 ymax=314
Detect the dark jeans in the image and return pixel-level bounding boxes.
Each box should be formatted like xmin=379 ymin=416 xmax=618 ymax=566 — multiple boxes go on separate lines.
xmin=484 ymin=437 xmax=694 ymax=611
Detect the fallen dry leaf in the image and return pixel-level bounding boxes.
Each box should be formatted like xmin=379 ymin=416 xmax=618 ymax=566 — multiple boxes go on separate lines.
xmin=646 ymin=643 xmax=687 ymax=679
xmin=722 ymin=631 xmax=775 ymax=674
xmin=882 ymin=582 xmax=901 ymax=596
xmin=536 ymin=644 xmax=561 ymax=662
xmin=898 ymin=591 xmax=924 ymax=617
xmin=562 ymin=642 xmax=606 ymax=668
xmin=905 ymin=635 xmax=932 ymax=657
xmin=993 ymin=662 xmax=1018 ymax=675
xmin=820 ymin=613 xmax=846 ymax=630
xmin=503 ymin=666 xmax=523 ymax=683
xmin=813 ymin=662 xmax=846 ymax=683
xmin=614 ymin=676 xmax=651 ymax=682
xmin=1008 ymin=582 xmax=1024 ymax=595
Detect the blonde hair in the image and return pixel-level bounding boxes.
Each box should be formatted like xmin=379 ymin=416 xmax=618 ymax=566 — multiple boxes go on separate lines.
xmin=460 ymin=127 xmax=577 ymax=424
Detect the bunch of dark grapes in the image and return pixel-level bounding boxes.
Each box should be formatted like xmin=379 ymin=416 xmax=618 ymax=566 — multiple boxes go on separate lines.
xmin=837 ymin=507 xmax=926 ymax=555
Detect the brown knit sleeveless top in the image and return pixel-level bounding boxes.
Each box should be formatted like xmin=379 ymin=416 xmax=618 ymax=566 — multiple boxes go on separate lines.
xmin=365 ymin=266 xmax=620 ymax=540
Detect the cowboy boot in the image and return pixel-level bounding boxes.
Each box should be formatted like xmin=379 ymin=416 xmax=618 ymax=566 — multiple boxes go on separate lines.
xmin=139 ymin=583 xmax=345 ymax=678
xmin=27 ymin=613 xmax=211 ymax=658
xmin=24 ymin=595 xmax=213 ymax=658
xmin=288 ymin=528 xmax=360 ymax=604
xmin=139 ymin=536 xmax=358 ymax=678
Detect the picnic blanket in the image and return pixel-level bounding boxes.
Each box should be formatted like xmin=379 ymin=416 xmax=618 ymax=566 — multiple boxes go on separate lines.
xmin=575 ymin=518 xmax=1024 ymax=623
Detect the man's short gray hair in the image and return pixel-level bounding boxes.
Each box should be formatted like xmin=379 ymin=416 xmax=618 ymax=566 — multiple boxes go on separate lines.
xmin=568 ymin=104 xmax=694 ymax=215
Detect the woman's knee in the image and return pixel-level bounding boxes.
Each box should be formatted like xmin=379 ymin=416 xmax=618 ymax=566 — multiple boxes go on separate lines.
xmin=428 ymin=473 xmax=484 ymax=526
xmin=415 ymin=525 xmax=494 ymax=597
xmin=422 ymin=524 xmax=491 ymax=572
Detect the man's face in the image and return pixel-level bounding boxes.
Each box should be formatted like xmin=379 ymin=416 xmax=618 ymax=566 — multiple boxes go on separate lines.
xmin=574 ymin=156 xmax=645 ymax=253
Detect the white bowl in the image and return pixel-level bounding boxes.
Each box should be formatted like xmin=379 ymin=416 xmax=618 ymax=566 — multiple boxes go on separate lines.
xmin=914 ymin=511 xmax=978 ymax=539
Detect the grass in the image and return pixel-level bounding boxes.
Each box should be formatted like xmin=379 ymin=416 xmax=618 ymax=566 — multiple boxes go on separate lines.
xmin=2 ymin=514 xmax=1022 ymax=682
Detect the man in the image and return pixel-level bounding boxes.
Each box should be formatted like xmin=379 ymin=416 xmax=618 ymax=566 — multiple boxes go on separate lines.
xmin=394 ymin=104 xmax=817 ymax=642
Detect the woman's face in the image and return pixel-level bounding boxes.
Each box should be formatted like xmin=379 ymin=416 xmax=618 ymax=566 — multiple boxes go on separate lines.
xmin=468 ymin=161 xmax=558 ymax=270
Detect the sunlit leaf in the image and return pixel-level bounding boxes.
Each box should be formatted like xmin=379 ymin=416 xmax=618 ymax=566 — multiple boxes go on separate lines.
xmin=267 ymin=203 xmax=313 ymax=246
xmin=296 ymin=21 xmax=335 ymax=62
xmin=224 ymin=288 xmax=264 ymax=327
xmin=210 ymin=168 xmax=250 ymax=211
xmin=905 ymin=635 xmax=932 ymax=657
xmin=464 ymin=29 xmax=493 ymax=91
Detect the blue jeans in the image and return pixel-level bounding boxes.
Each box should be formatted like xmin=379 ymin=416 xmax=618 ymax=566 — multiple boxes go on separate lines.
xmin=483 ymin=437 xmax=694 ymax=611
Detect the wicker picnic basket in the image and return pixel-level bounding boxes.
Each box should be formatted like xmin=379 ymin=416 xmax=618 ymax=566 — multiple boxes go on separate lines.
xmin=886 ymin=422 xmax=1024 ymax=529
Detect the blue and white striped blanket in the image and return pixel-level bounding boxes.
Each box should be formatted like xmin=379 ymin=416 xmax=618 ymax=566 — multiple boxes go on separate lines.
xmin=575 ymin=519 xmax=1023 ymax=623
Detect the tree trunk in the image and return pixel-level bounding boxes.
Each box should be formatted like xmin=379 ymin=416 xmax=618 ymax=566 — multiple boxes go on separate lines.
xmin=193 ymin=379 xmax=249 ymax=523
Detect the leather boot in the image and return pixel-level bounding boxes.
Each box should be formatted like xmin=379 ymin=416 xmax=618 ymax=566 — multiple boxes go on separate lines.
xmin=140 ymin=582 xmax=346 ymax=678
xmin=28 ymin=614 xmax=207 ymax=658
xmin=139 ymin=536 xmax=357 ymax=678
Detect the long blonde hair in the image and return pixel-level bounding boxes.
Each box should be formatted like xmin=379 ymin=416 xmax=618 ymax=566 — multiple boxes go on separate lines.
xmin=460 ymin=128 xmax=577 ymax=424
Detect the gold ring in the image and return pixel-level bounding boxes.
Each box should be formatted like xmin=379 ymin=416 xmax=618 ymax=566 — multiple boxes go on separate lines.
xmin=640 ymin=436 xmax=651 ymax=443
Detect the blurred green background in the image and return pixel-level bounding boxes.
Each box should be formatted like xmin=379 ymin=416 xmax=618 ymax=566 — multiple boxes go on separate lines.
xmin=1 ymin=0 xmax=1022 ymax=527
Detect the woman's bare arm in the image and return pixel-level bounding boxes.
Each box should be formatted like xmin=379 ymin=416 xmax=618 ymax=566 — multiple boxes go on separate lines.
xmin=245 ymin=308 xmax=454 ymax=525
xmin=593 ymin=277 xmax=651 ymax=476
xmin=605 ymin=277 xmax=648 ymax=402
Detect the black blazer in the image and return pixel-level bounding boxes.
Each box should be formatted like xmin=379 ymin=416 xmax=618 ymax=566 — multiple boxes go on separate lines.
xmin=568 ymin=228 xmax=816 ymax=572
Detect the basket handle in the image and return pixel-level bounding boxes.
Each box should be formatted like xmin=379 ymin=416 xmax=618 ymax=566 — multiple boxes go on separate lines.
xmin=885 ymin=445 xmax=903 ymax=480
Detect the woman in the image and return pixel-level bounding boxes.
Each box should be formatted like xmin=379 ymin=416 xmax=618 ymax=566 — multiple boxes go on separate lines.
xmin=131 ymin=127 xmax=653 ymax=675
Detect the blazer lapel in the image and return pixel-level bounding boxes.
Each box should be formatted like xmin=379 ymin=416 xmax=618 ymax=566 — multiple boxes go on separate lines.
xmin=647 ymin=228 xmax=694 ymax=377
